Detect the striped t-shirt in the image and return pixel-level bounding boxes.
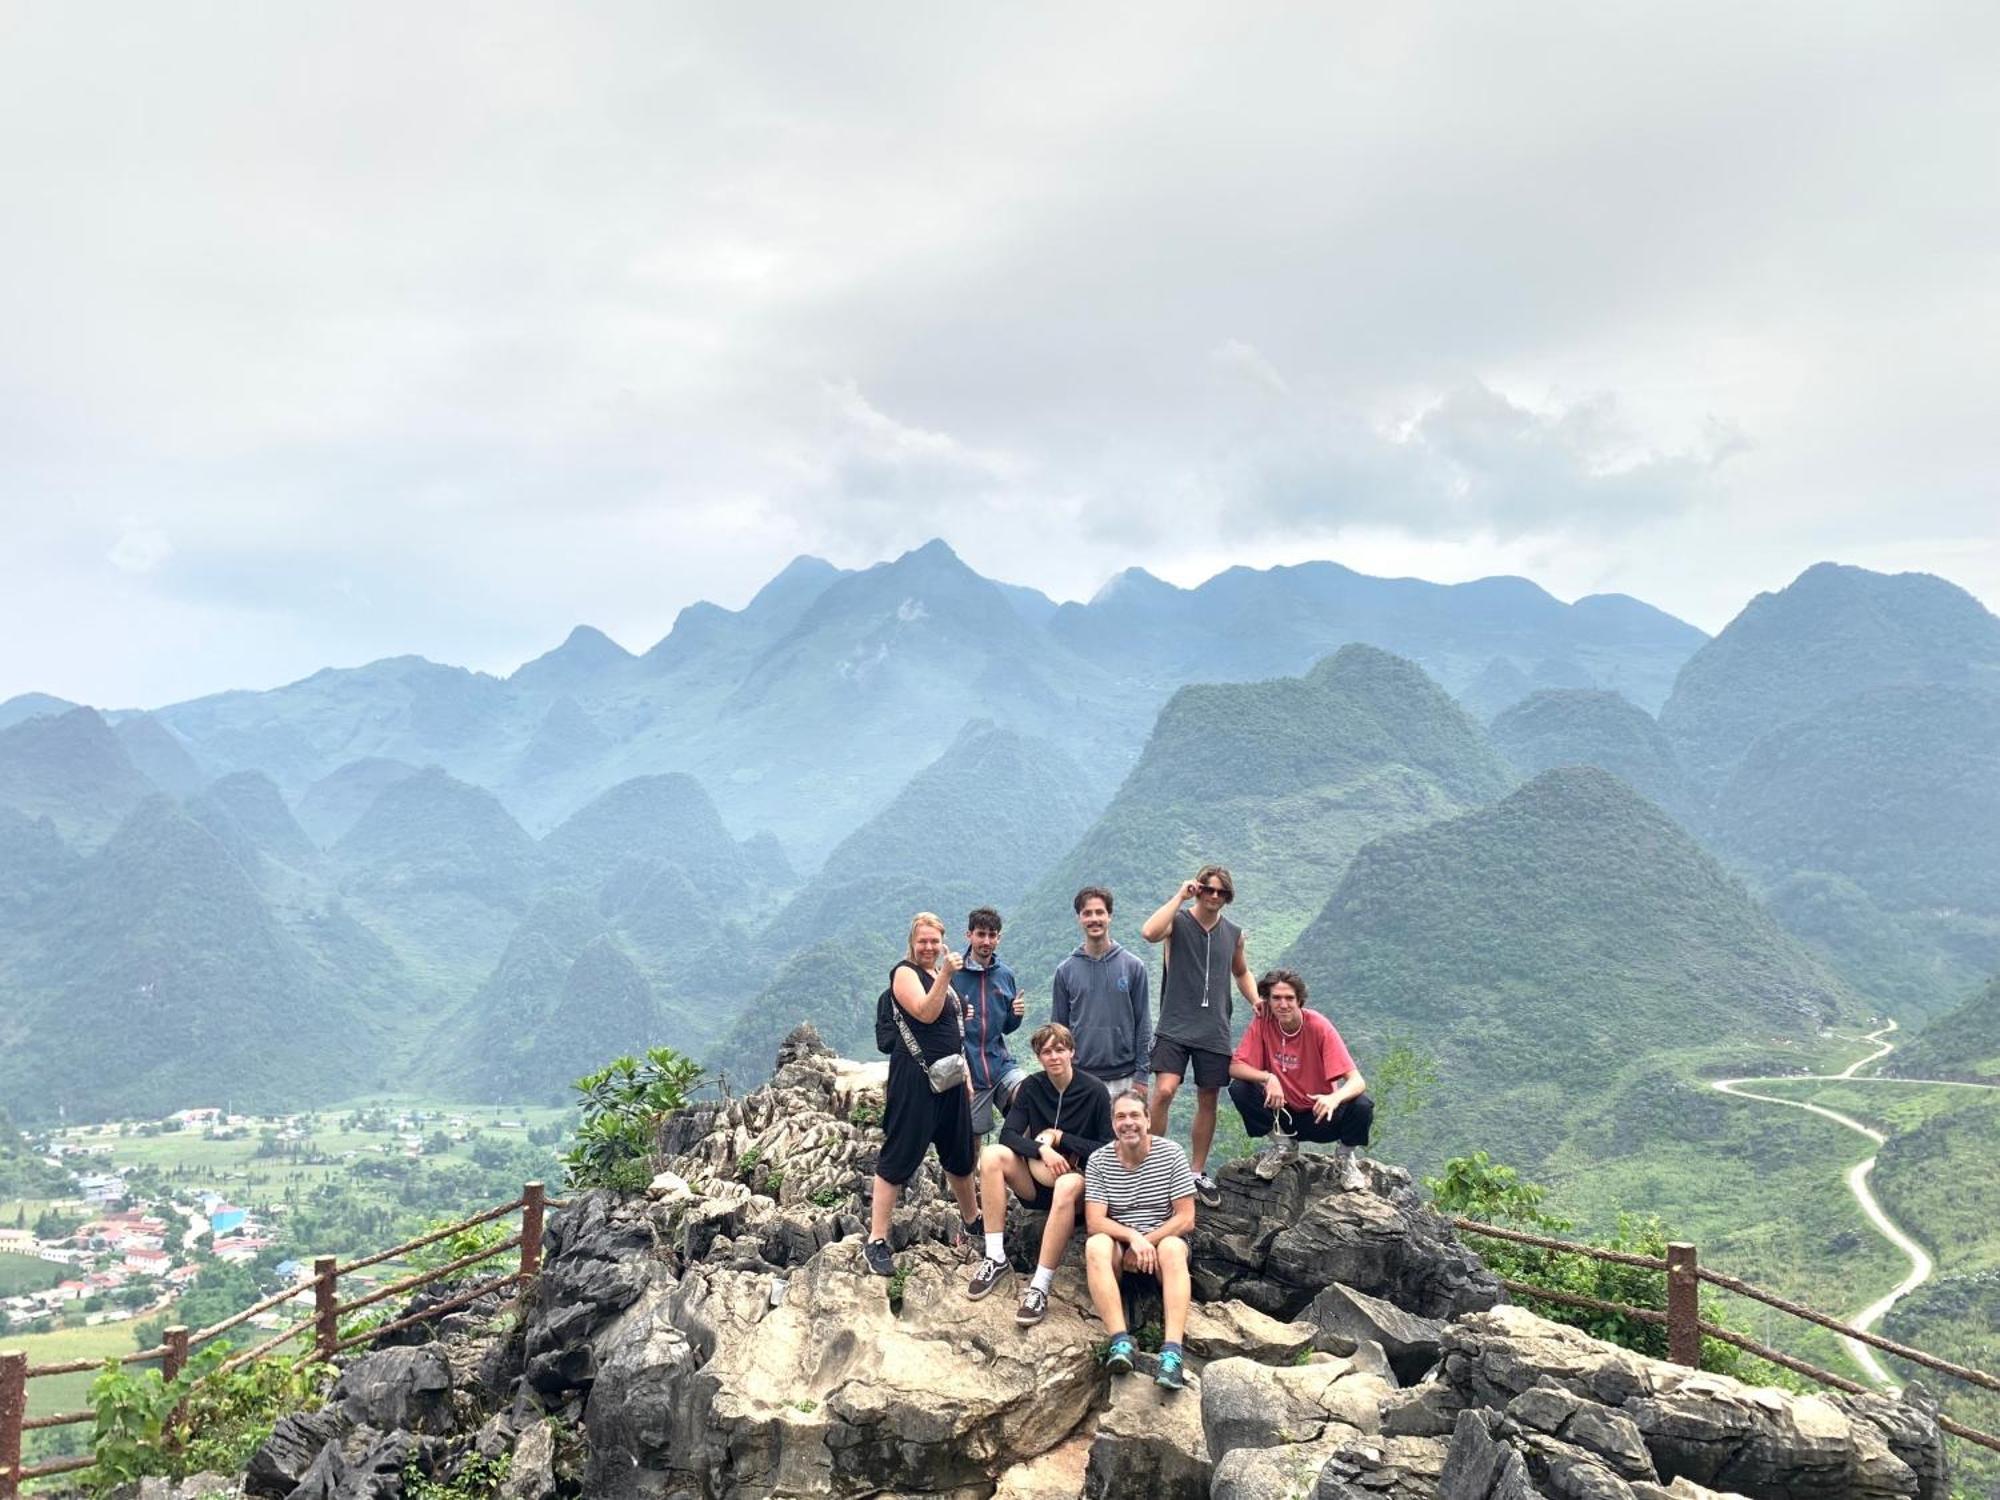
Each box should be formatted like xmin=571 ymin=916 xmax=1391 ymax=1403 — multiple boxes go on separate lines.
xmin=1084 ymin=1136 xmax=1197 ymax=1235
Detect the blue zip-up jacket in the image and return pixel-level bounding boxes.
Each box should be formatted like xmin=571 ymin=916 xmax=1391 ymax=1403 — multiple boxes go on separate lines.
xmin=952 ymin=955 xmax=1023 ymax=1090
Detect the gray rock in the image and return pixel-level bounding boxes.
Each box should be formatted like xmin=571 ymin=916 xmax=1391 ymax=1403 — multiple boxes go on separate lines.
xmin=1192 ymin=1151 xmax=1502 ymax=1322
xmin=1308 ymin=1281 xmax=1445 ymax=1385
xmin=1083 ymin=1375 xmax=1210 ymax=1500
xmin=522 ymin=1190 xmax=662 ymax=1397
xmin=1200 ymin=1355 xmax=1389 ymax=1461
xmin=128 ymin=1477 xmax=239 ymax=1499
xmin=1507 ymin=1381 xmax=1655 ymax=1480
xmin=1212 ymin=1436 xmax=1356 ymax=1500
xmin=1383 ymin=1376 xmax=1469 ymax=1438
xmin=1316 ymin=1431 xmax=1452 ymax=1500
xmin=332 ymin=1346 xmax=454 ymax=1436
xmin=285 ymin=1425 xmax=431 ymax=1500
xmin=497 ymin=1418 xmax=557 ymax=1500
xmin=245 ymin=1407 xmax=352 ymax=1497
xmin=1183 ymin=1299 xmax=1318 ymax=1365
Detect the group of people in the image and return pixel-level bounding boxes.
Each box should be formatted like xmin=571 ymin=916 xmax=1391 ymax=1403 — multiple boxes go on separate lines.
xmin=863 ymin=868 xmax=1375 ymax=1393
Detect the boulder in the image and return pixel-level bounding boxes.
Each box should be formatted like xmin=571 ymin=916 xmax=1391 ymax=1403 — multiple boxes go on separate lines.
xmin=1315 ymin=1431 xmax=1452 ymax=1499
xmin=1184 ymin=1299 xmax=1318 ymax=1365
xmin=244 ymin=1407 xmax=351 ymax=1497
xmin=1082 ymin=1372 xmax=1209 ymax=1500
xmin=583 ymin=1240 xmax=1102 ymax=1498
xmin=991 ymin=1427 xmax=1094 ymax=1499
xmin=497 ymin=1417 xmax=557 ymax=1500
xmin=1308 ymin=1280 xmax=1445 ymax=1385
xmin=522 ymin=1189 xmax=662 ymax=1395
xmin=331 ymin=1346 xmax=454 ymax=1435
xmin=1193 ymin=1151 xmax=1502 ymax=1322
xmin=1200 ymin=1353 xmax=1390 ymax=1460
xmin=126 ymin=1477 xmax=240 ymax=1499
xmin=285 ymin=1425 xmax=432 ymax=1500
xmin=1212 ymin=1436 xmax=1358 ymax=1500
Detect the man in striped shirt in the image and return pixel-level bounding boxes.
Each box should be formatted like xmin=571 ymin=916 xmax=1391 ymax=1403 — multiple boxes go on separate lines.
xmin=1083 ymin=1089 xmax=1197 ymax=1391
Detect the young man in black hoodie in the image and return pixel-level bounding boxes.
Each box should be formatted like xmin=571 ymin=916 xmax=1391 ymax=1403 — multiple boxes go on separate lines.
xmin=966 ymin=1022 xmax=1113 ymax=1326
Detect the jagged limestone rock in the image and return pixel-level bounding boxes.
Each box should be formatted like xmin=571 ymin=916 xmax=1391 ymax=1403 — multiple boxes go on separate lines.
xmin=1082 ymin=1372 xmax=1209 ymax=1500
xmin=1308 ymin=1279 xmax=1446 ymax=1385
xmin=1183 ymin=1298 xmax=1319 ymax=1365
xmin=1193 ymin=1150 xmax=1503 ymax=1322
xmin=991 ymin=1427 xmax=1094 ymax=1499
xmin=1200 ymin=1353 xmax=1389 ymax=1460
xmin=1315 ymin=1430 xmax=1452 ymax=1499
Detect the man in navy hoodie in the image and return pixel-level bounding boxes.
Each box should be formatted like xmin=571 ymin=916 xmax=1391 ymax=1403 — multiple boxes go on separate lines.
xmin=954 ymin=906 xmax=1027 ymax=1138
xmin=1051 ymin=886 xmax=1152 ymax=1099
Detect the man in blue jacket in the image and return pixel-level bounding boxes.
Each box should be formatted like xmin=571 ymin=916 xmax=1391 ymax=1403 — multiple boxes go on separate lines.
xmin=954 ymin=906 xmax=1027 ymax=1138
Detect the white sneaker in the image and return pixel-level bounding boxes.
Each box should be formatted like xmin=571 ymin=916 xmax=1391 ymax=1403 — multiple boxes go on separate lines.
xmin=1336 ymin=1146 xmax=1368 ymax=1193
xmin=1253 ymin=1132 xmax=1299 ymax=1180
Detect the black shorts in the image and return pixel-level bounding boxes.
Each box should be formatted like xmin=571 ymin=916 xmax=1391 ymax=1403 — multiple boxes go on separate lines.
xmin=1020 ymin=1161 xmax=1083 ymax=1213
xmin=877 ymin=1052 xmax=977 ymax=1185
xmin=1149 ymin=1034 xmax=1231 ymax=1089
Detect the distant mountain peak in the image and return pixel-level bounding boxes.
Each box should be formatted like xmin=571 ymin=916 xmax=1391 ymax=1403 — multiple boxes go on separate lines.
xmin=1090 ymin=567 xmax=1175 ymax=605
xmin=511 ymin=626 xmax=632 ymax=689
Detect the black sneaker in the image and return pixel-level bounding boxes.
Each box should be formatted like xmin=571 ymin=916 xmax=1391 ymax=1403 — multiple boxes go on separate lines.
xmin=1192 ymin=1170 xmax=1223 ymax=1207
xmin=1015 ymin=1285 xmax=1049 ymax=1326
xmin=863 ymin=1238 xmax=896 ymax=1277
xmin=967 ymin=1257 xmax=1010 ymax=1300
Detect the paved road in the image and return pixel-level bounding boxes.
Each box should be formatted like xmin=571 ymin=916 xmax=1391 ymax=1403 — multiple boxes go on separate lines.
xmin=1710 ymin=1021 xmax=1937 ymax=1389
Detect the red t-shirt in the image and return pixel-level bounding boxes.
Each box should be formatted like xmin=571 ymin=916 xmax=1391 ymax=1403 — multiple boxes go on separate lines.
xmin=1232 ymin=1009 xmax=1357 ymax=1112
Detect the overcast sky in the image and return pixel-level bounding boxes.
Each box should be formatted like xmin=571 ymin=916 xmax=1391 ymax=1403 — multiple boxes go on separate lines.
xmin=4 ymin=4 xmax=1996 ymax=706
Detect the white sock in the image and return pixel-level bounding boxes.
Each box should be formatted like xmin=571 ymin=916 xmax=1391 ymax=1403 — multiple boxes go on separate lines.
xmin=1031 ymin=1265 xmax=1055 ymax=1293
xmin=985 ymin=1232 xmax=1006 ymax=1262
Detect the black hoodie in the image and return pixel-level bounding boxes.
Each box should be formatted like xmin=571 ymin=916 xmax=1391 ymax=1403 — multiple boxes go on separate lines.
xmin=998 ymin=1069 xmax=1113 ymax=1171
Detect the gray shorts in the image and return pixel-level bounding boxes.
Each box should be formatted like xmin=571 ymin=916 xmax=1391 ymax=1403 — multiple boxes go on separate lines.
xmin=970 ymin=1065 xmax=1030 ymax=1135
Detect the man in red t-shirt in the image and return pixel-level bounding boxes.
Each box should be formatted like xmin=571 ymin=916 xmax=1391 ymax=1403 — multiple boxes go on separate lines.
xmin=1227 ymin=968 xmax=1373 ymax=1189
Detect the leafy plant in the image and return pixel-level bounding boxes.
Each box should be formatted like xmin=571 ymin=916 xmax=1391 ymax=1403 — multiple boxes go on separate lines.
xmin=849 ymin=1098 xmax=883 ymax=1129
xmin=562 ymin=1047 xmax=704 ymax=1192
xmin=408 ymin=1217 xmax=514 ymax=1276
xmin=86 ymin=1345 xmax=333 ymax=1493
xmin=405 ymin=1451 xmax=512 ymax=1500
xmin=1429 ymin=1152 xmax=1795 ymax=1383
xmin=886 ymin=1265 xmax=910 ymax=1311
xmin=809 ymin=1186 xmax=844 ymax=1208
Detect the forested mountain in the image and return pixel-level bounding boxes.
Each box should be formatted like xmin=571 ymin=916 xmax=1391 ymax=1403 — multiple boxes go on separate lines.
xmin=112 ymin=713 xmax=207 ymax=798
xmin=1658 ymin=565 xmax=2000 ymax=1013
xmin=0 ymin=707 xmax=158 ymax=848
xmin=293 ymin=758 xmax=419 ymax=846
xmin=1885 ymin=976 xmax=2000 ymax=1083
xmin=1488 ymin=689 xmax=1700 ymax=828
xmin=1283 ymin=767 xmax=1857 ymax=1173
xmin=0 ymin=693 xmax=79 ymax=731
xmin=998 ymin=644 xmax=1516 ymax=988
xmin=1659 ymin=563 xmax=2000 ymax=795
xmin=0 ymin=798 xmax=382 ymax=1118
xmin=716 ymin=722 xmax=1103 ymax=1074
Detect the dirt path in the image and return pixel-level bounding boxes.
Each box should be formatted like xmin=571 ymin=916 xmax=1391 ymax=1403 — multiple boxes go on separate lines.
xmin=1710 ymin=1021 xmax=1935 ymax=1389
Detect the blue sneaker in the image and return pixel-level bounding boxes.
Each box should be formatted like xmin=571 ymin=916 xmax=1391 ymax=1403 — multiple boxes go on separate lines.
xmin=1102 ymin=1334 xmax=1135 ymax=1375
xmin=1155 ymin=1348 xmax=1186 ymax=1391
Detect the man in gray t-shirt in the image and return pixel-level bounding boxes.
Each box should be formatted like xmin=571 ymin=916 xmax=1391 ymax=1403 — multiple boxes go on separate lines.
xmin=1084 ymin=1089 xmax=1197 ymax=1390
xmin=1140 ymin=865 xmax=1261 ymax=1207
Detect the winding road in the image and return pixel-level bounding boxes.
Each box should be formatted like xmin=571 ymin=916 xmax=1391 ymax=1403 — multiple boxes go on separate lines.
xmin=1709 ymin=1020 xmax=1961 ymax=1389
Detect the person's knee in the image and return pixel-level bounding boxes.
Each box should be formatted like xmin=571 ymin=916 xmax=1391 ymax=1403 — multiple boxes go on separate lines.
xmin=1153 ymin=1074 xmax=1180 ymax=1103
xmin=979 ymin=1142 xmax=1013 ymax=1173
xmin=1052 ymin=1173 xmax=1084 ymax=1206
xmin=1085 ymin=1233 xmax=1115 ymax=1265
xmin=1348 ymin=1094 xmax=1376 ymax=1139
xmin=1158 ymin=1235 xmax=1189 ymax=1266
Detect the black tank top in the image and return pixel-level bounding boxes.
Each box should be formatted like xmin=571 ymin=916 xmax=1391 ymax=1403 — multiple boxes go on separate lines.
xmin=889 ymin=959 xmax=964 ymax=1064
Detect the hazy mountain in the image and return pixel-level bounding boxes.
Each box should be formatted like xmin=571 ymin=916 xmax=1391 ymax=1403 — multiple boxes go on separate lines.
xmin=1660 ymin=563 xmax=2000 ymax=795
xmin=1049 ymin=561 xmax=1705 ymax=711
xmin=1001 ymin=644 xmax=1516 ymax=985
xmin=0 ymin=707 xmax=159 ymax=848
xmin=293 ymin=758 xmax=420 ymax=847
xmin=0 ymin=693 xmax=78 ymax=731
xmin=1488 ymin=689 xmax=1700 ymax=828
xmin=443 ymin=891 xmax=616 ymax=1100
xmin=542 ymin=772 xmax=765 ymax=903
xmin=509 ymin=625 xmax=634 ymax=695
xmin=1887 ymin=975 xmax=2000 ymax=1083
xmin=113 ymin=712 xmax=208 ymax=798
xmin=1284 ymin=766 xmax=1856 ymax=1173
xmin=0 ymin=798 xmax=374 ymax=1120
xmin=1457 ymin=657 xmax=1537 ymax=721
xmin=191 ymin=770 xmax=321 ymax=871
xmin=332 ymin=767 xmax=544 ymax=978
xmin=510 ymin=697 xmax=614 ymax=784
xmin=714 ymin=723 xmax=1103 ymax=1076
xmin=0 ymin=807 xmax=82 ymax=925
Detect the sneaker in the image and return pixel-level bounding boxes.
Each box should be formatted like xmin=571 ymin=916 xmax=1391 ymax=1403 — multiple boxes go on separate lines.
xmin=953 ymin=1218 xmax=982 ymax=1261
xmin=1192 ymin=1171 xmax=1223 ymax=1207
xmin=1102 ymin=1334 xmax=1135 ymax=1375
xmin=1253 ymin=1133 xmax=1299 ymax=1181
xmin=1336 ymin=1147 xmax=1368 ymax=1193
xmin=863 ymin=1238 xmax=896 ymax=1277
xmin=1155 ymin=1348 xmax=1186 ymax=1391
xmin=967 ymin=1257 xmax=1011 ymax=1300
xmin=1015 ymin=1285 xmax=1049 ymax=1327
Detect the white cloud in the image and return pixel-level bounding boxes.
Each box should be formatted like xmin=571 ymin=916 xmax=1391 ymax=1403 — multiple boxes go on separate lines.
xmin=107 ymin=527 xmax=174 ymax=576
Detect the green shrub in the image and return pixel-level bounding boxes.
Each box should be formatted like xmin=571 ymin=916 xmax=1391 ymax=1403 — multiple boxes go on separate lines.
xmin=405 ymin=1452 xmax=511 ymax=1500
xmin=562 ymin=1047 xmax=704 ymax=1192
xmin=1429 ymin=1152 xmax=1794 ymax=1384
xmin=86 ymin=1345 xmax=333 ymax=1493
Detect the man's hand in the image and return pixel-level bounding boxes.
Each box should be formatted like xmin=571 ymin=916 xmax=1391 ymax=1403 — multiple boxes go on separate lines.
xmin=1039 ymin=1143 xmax=1069 ymax=1174
xmin=1126 ymin=1238 xmax=1159 ymax=1275
xmin=1011 ymin=992 xmax=1027 ymax=1017
xmin=1311 ymin=1093 xmax=1340 ymax=1123
xmin=1262 ymin=1075 xmax=1285 ymax=1111
xmin=1179 ymin=878 xmax=1201 ymax=902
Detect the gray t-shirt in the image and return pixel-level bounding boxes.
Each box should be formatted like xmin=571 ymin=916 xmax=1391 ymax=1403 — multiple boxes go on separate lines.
xmin=1085 ymin=1135 xmax=1197 ymax=1235
xmin=1155 ymin=908 xmax=1240 ymax=1055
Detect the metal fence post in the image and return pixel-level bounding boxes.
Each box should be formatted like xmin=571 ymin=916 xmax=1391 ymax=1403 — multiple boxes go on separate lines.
xmin=1 ymin=1349 xmax=26 ymax=1500
xmin=1667 ymin=1242 xmax=1700 ymax=1367
xmin=519 ymin=1182 xmax=545 ymax=1282
xmin=314 ymin=1256 xmax=340 ymax=1361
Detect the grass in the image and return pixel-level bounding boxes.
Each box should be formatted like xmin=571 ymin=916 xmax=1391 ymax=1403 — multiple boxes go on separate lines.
xmin=0 ymin=1251 xmax=61 ymax=1296
xmin=7 ymin=1315 xmax=175 ymax=1451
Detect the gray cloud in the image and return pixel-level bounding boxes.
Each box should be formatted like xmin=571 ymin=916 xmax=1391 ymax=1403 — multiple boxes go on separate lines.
xmin=0 ymin=3 xmax=1995 ymax=703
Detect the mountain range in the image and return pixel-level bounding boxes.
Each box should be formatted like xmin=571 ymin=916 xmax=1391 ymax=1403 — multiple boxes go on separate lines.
xmin=2 ymin=545 xmax=1997 ymax=1124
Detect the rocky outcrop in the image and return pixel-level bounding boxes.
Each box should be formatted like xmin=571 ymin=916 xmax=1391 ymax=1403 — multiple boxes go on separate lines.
xmin=1193 ymin=1150 xmax=1504 ymax=1322
xmin=228 ymin=1028 xmax=1946 ymax=1500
